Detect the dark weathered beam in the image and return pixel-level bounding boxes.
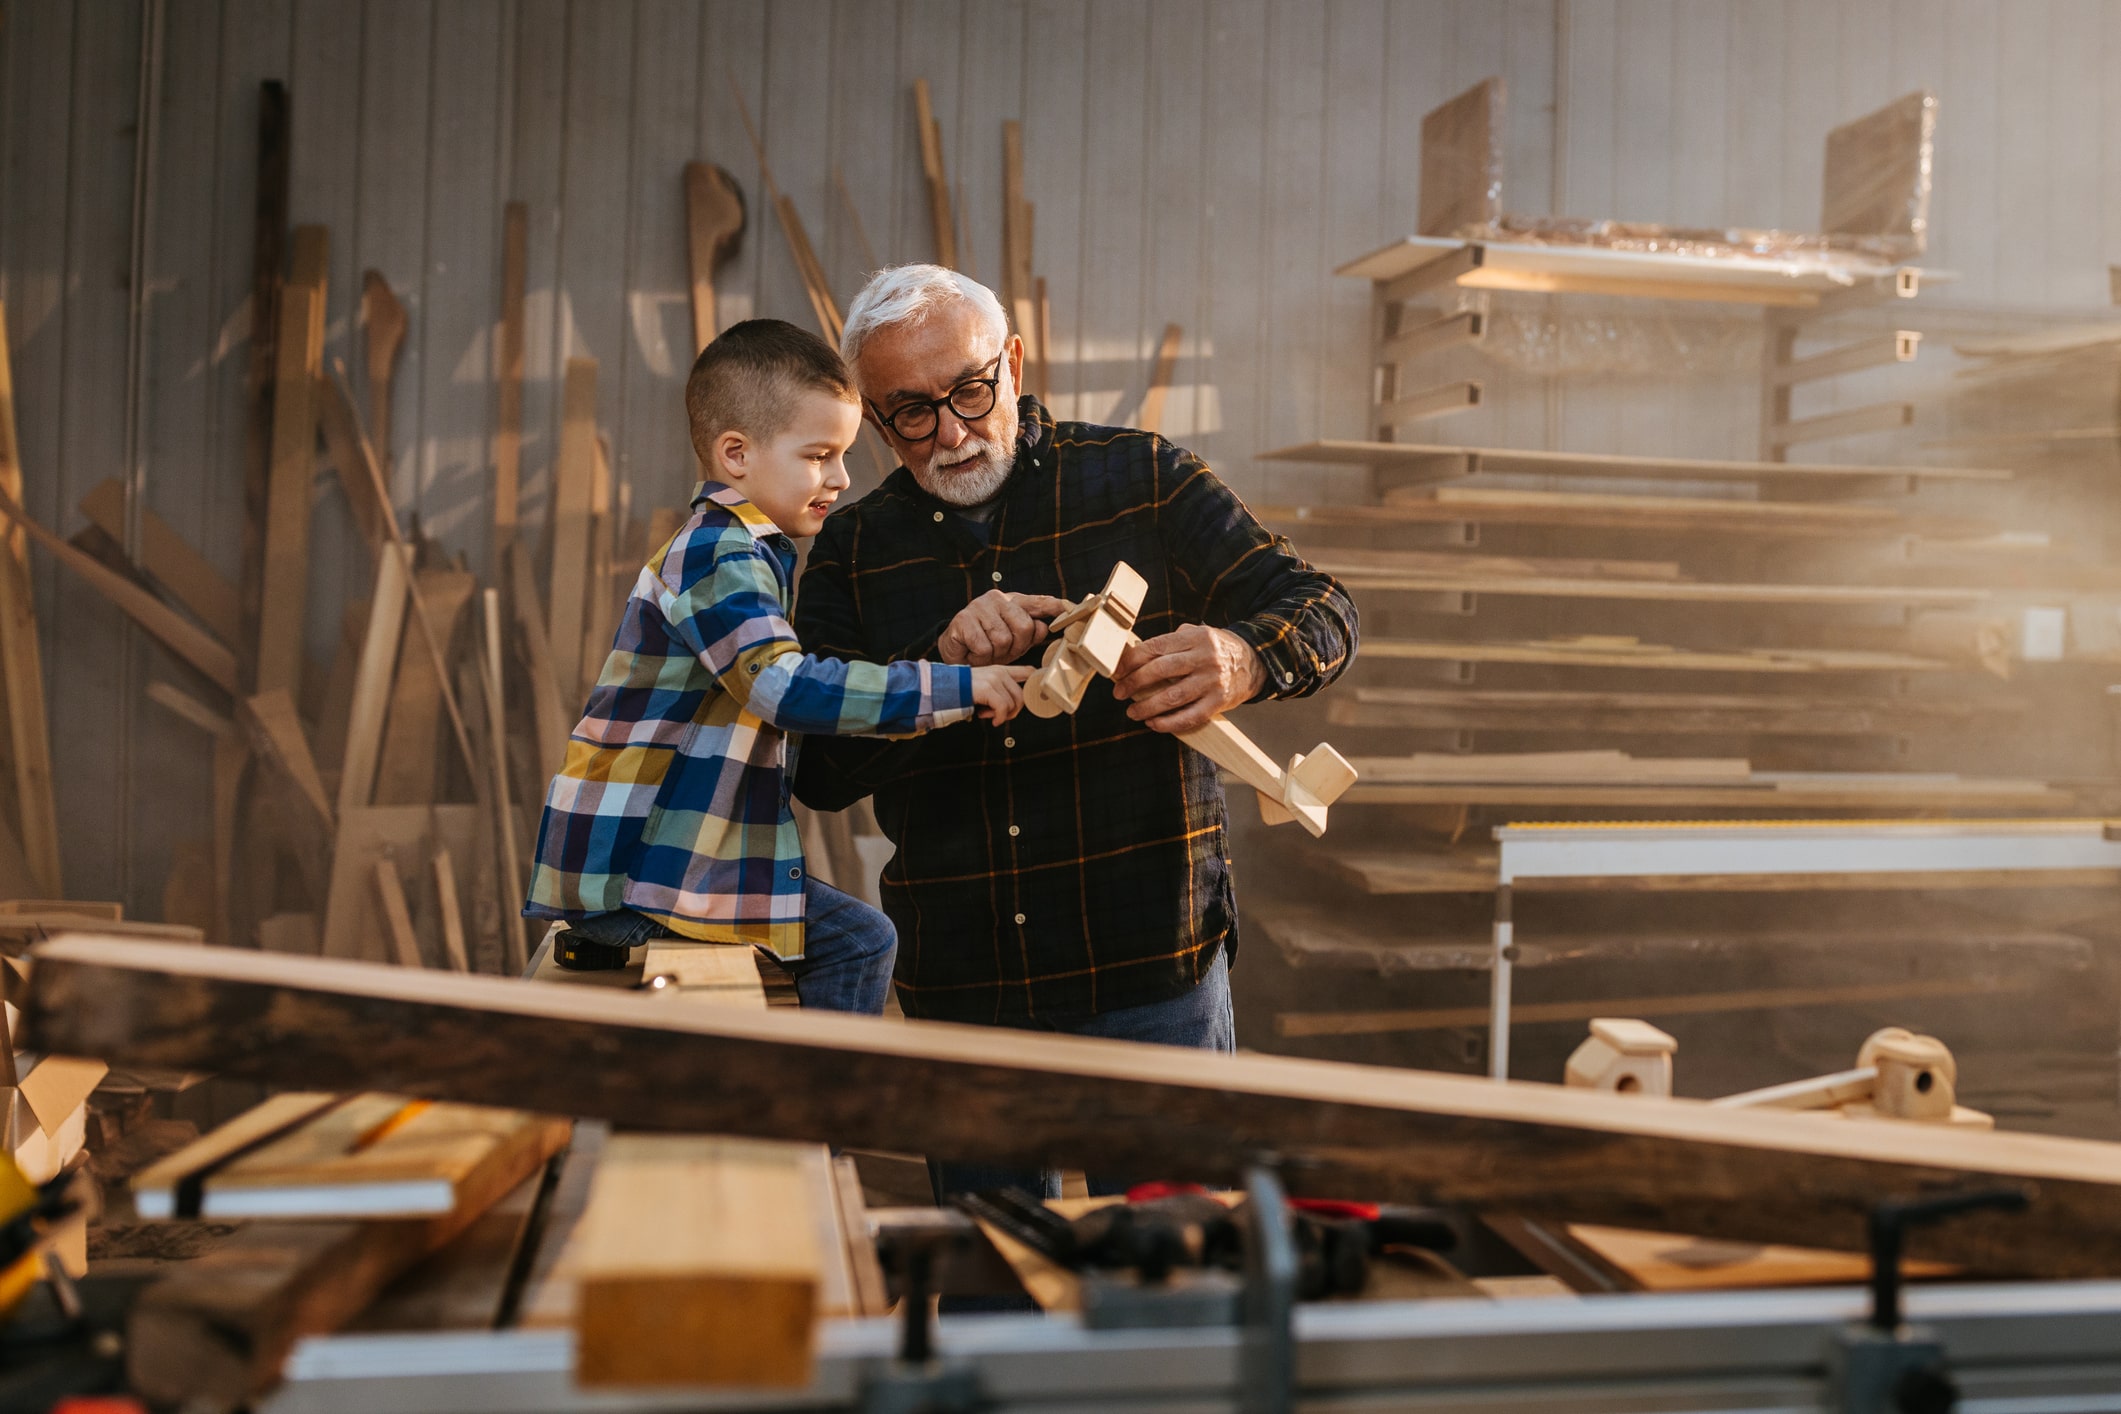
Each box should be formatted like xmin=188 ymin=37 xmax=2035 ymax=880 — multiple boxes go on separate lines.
xmin=23 ymin=937 xmax=2121 ymax=1277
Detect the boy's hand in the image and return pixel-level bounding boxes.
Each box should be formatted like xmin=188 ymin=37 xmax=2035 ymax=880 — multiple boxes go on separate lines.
xmin=969 ymin=664 xmax=1034 ymax=724
xmin=939 ymin=591 xmax=1072 ymax=666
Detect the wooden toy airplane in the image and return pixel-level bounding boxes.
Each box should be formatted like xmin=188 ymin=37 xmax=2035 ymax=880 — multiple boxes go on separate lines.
xmin=1024 ymin=563 xmax=1357 ymax=837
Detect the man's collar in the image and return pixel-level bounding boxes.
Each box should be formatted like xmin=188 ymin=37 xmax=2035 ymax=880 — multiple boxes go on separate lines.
xmin=691 ymin=480 xmax=784 ymax=542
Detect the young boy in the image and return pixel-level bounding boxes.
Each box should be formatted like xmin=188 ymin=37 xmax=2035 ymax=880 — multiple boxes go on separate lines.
xmin=524 ymin=319 xmax=1028 ymax=1011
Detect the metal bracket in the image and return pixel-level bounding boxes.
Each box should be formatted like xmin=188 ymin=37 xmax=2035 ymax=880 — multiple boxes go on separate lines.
xmin=1240 ymin=1163 xmax=1298 ymax=1414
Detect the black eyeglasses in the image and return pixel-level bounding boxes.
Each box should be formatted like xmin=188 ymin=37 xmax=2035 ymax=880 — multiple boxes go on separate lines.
xmin=869 ymin=352 xmax=1004 ymax=442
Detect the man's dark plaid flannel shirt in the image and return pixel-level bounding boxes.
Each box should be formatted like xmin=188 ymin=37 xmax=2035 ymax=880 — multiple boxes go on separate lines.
xmin=793 ymin=398 xmax=1357 ymax=1023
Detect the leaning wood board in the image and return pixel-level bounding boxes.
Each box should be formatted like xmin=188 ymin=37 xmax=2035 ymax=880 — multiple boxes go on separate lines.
xmin=548 ymin=358 xmax=598 ymax=703
xmin=256 ymin=228 xmax=329 ymax=695
xmin=28 ymin=936 xmax=2121 ymax=1279
xmin=0 ymin=304 xmax=62 ymax=897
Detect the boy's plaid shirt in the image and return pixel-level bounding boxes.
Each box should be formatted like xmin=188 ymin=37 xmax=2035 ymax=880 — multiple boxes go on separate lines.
xmin=794 ymin=399 xmax=1357 ymax=1023
xmin=523 ymin=482 xmax=973 ymax=957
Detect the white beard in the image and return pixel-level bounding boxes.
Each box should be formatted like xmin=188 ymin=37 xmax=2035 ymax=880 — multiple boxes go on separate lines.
xmin=909 ymin=380 xmax=1021 ymax=507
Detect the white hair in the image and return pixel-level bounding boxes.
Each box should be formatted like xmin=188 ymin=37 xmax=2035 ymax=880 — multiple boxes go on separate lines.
xmin=841 ymin=264 xmax=1009 ymax=368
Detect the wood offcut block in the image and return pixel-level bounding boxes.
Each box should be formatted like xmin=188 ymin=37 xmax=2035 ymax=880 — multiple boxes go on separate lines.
xmin=574 ymin=1134 xmax=820 ymax=1388
xmin=134 ymin=1092 xmax=570 ymax=1220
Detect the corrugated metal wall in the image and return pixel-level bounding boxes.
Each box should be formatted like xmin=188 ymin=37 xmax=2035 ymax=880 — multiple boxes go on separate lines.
xmin=3 ymin=0 xmax=2120 ymax=915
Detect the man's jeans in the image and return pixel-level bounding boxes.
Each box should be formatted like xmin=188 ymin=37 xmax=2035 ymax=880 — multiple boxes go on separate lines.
xmin=563 ymin=878 xmax=897 ymax=1014
xmin=929 ymin=948 xmax=1235 ymax=1203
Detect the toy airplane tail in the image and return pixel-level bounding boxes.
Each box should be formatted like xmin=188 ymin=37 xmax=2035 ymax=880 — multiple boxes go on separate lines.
xmin=1256 ymin=744 xmax=1360 ymax=838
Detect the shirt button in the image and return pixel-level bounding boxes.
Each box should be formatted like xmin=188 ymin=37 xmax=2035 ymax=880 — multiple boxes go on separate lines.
xmin=1014 ymin=912 xmax=1026 ymax=925
xmin=1004 ymin=737 xmax=1015 ymax=748
xmin=933 ymin=511 xmax=944 ymax=522
xmin=1008 ymin=824 xmax=1020 ymax=837
xmin=990 ymin=571 xmax=1003 ymax=583
xmin=1282 ymin=673 xmax=1294 ymax=685
xmin=789 ymin=867 xmax=802 ymax=879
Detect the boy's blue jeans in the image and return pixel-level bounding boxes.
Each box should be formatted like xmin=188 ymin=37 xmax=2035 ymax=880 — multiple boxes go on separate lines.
xmin=563 ymin=878 xmax=897 ymax=1014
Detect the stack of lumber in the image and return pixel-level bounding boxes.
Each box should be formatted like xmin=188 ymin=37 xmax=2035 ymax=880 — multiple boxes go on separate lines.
xmin=116 ymin=1088 xmax=570 ymax=1405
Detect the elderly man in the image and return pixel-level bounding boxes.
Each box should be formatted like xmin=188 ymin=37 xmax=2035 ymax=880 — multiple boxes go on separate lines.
xmin=795 ymin=265 xmax=1355 ymax=1057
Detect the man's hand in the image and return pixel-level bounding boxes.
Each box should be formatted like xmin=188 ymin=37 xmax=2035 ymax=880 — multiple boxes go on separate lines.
xmin=937 ymin=590 xmax=1072 ymax=666
xmin=1111 ymin=624 xmax=1267 ymax=734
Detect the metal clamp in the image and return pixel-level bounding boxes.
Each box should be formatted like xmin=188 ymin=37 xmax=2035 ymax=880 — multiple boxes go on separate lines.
xmin=1241 ymin=1162 xmax=1298 ymax=1414
xmin=1830 ymin=1188 xmax=2028 ymax=1414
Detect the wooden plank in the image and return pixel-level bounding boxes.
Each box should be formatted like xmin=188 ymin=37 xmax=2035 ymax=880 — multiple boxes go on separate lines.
xmin=373 ymin=856 xmax=424 ymax=968
xmin=494 ymin=202 xmax=526 ymax=558
xmin=349 ymin=1167 xmax=546 ymax=1333
xmin=506 ymin=546 xmax=572 ymax=792
xmin=373 ymin=570 xmax=474 ymax=806
xmin=452 ymin=657 xmax=506 ymax=976
xmin=1766 ymin=401 xmax=1915 ymax=450
xmin=320 ymin=805 xmax=478 ymax=965
xmin=1259 ymin=489 xmax=1964 ymax=540
xmin=638 ymin=941 xmax=767 ymax=1008
xmin=1318 ymin=545 xmax=1685 ymax=582
xmin=239 ymin=688 xmax=334 ymax=904
xmin=828 ymin=1153 xmax=888 ymax=1317
xmin=1002 ymin=119 xmax=1039 ymax=380
xmin=132 ymin=1091 xmax=341 ymax=1219
xmin=1380 ymin=308 xmax=1485 ymax=365
xmin=1320 ymin=847 xmax=2121 ymax=900
xmin=359 ymin=272 xmax=407 ymax=485
xmin=1316 ymin=561 xmax=1983 ymax=608
xmin=1378 ymin=242 xmax=1485 ymax=303
xmin=1258 ymin=440 xmax=2012 ymax=485
xmin=30 ymin=935 xmax=2121 ymax=1279
xmin=1275 ymin=977 xmax=2011 ymax=1041
xmin=480 ymin=592 xmax=528 ymax=974
xmin=256 ymin=227 xmax=328 ymax=694
xmin=312 ymin=366 xmax=389 ymax=553
xmin=147 ymin=680 xmax=234 ymax=738
xmin=335 ymin=542 xmax=409 ymax=816
xmin=1377 ymin=380 xmax=1481 ymax=430
xmin=124 ymin=1101 xmax=564 ymax=1406
xmin=77 ymin=479 xmax=243 ymax=651
xmin=0 ymin=487 xmax=240 ymax=694
xmin=433 ymin=847 xmax=469 ymax=974
xmin=1565 ymin=1223 xmax=1951 ymax=1293
xmin=203 ymin=1098 xmax=569 ymax=1220
xmin=1771 ymin=331 xmax=1921 ymax=387
xmin=572 ymin=1134 xmax=820 ymax=1388
xmin=321 ymin=364 xmax=479 ymax=784
xmin=912 ymin=78 xmax=956 ymax=269
xmin=1325 ymin=687 xmax=2023 ymax=738
xmin=0 ymin=302 xmax=61 ymax=897
xmin=549 ymin=358 xmax=597 ymax=704
xmin=1137 ymin=324 xmax=1183 ymax=436
xmin=1362 ymin=636 xmax=1952 ymax=675
xmin=237 ymin=79 xmax=292 ymax=679
xmin=1342 ymin=780 xmax=2069 ymax=811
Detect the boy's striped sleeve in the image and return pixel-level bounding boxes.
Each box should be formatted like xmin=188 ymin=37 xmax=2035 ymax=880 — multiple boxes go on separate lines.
xmin=662 ymin=544 xmax=973 ymax=735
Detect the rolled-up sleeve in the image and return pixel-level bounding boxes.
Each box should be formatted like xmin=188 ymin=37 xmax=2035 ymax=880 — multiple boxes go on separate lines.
xmin=1156 ymin=443 xmax=1358 ymax=701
